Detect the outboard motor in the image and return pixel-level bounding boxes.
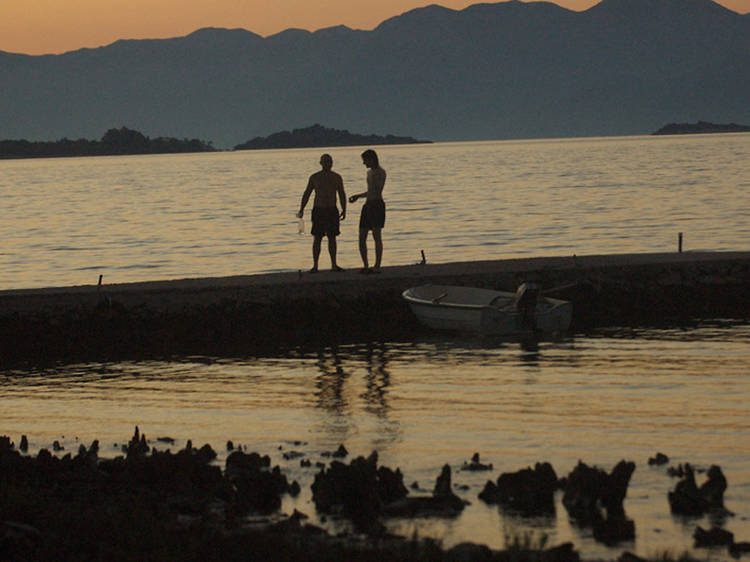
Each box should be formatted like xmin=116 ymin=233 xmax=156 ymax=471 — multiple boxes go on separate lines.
xmin=515 ymin=282 xmax=540 ymax=328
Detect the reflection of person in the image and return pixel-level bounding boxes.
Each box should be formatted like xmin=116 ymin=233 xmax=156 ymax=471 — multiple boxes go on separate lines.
xmin=348 ymin=149 xmax=386 ymax=274
xmin=297 ymin=154 xmax=347 ymax=272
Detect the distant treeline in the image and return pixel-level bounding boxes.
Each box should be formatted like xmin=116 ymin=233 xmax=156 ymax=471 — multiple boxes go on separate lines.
xmin=653 ymin=121 xmax=750 ymax=135
xmin=0 ymin=127 xmax=216 ymax=159
xmin=234 ymin=124 xmax=431 ymax=150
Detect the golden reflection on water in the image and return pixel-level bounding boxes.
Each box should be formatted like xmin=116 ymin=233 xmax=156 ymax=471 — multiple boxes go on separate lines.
xmin=2 ymin=134 xmax=750 ymax=289
xmin=2 ymin=324 xmax=750 ymax=560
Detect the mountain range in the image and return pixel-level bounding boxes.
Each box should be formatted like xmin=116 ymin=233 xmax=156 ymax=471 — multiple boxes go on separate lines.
xmin=2 ymin=0 xmax=749 ymax=148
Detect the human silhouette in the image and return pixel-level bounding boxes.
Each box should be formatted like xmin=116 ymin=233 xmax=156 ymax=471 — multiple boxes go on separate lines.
xmin=297 ymin=154 xmax=347 ymax=272
xmin=348 ymin=149 xmax=386 ymax=273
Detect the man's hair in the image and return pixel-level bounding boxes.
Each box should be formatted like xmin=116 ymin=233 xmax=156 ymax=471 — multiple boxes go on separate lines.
xmin=361 ymin=149 xmax=379 ymax=167
xmin=320 ymin=154 xmax=333 ymax=167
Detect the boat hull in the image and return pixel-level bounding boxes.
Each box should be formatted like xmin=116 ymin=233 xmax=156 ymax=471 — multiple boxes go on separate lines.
xmin=402 ymin=284 xmax=572 ymax=336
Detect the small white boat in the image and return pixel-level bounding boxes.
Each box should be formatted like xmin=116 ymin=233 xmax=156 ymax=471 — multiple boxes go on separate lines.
xmin=402 ymin=283 xmax=572 ymax=336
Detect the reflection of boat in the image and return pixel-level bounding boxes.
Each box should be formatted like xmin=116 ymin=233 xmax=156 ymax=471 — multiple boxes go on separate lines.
xmin=402 ymin=283 xmax=572 ymax=336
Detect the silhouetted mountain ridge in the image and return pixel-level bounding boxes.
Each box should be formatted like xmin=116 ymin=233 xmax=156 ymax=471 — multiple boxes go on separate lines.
xmin=1 ymin=0 xmax=748 ymax=147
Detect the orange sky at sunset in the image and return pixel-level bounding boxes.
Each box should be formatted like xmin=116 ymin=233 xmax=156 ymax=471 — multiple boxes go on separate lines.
xmin=2 ymin=0 xmax=748 ymax=56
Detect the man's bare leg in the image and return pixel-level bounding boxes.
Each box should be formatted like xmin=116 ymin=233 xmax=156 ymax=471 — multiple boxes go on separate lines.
xmin=359 ymin=228 xmax=369 ymax=270
xmin=372 ymin=228 xmax=383 ymax=271
xmin=311 ymin=235 xmax=322 ymax=272
xmin=328 ymin=236 xmax=343 ymax=271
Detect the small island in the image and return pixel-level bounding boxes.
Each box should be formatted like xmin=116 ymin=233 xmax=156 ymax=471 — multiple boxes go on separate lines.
xmin=234 ymin=124 xmax=431 ymax=150
xmin=653 ymin=121 xmax=750 ymax=135
xmin=0 ymin=127 xmax=216 ymax=159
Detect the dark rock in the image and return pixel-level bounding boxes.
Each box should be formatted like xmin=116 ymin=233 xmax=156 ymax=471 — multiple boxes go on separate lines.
xmin=379 ymin=465 xmax=410 ymax=505
xmin=196 ymin=444 xmax=217 ymax=463
xmin=225 ymin=450 xmax=293 ymax=514
xmin=300 ymin=458 xmax=312 ymax=467
xmin=53 ymin=440 xmax=63 ymax=451
xmin=562 ymin=460 xmax=636 ymax=545
xmin=668 ymin=463 xmax=727 ymax=516
xmin=227 ymin=440 xmax=234 ymax=451
xmin=563 ymin=460 xmax=635 ymax=521
xmin=156 ymin=436 xmax=176 ymax=444
xmin=544 ymin=542 xmax=581 ymax=561
xmin=618 ymin=552 xmax=648 ymax=562
xmin=37 ymin=448 xmax=52 ymax=463
xmin=667 ymin=464 xmax=686 ymax=478
xmin=310 ymin=451 xmax=408 ymax=531
xmin=291 ymin=508 xmax=308 ymax=520
xmin=479 ymin=462 xmax=558 ymax=516
xmin=693 ymin=525 xmax=734 ymax=547
xmin=226 ymin=450 xmax=270 ymax=475
xmin=332 ymin=444 xmax=348 ymax=458
xmin=19 ymin=435 xmax=28 ymax=452
xmin=433 ymin=463 xmax=453 ymax=497
xmin=700 ymin=465 xmax=727 ymax=508
xmin=0 ymin=436 xmax=13 ymax=452
xmin=384 ymin=465 xmax=467 ymax=518
xmin=126 ymin=426 xmax=149 ymax=457
xmin=445 ymin=542 xmax=494 ymax=561
xmin=283 ymin=450 xmax=305 ymax=460
xmin=648 ymin=452 xmax=669 ymax=466
xmin=729 ymin=541 xmax=750 ymax=557
xmin=592 ymin=511 xmax=635 ymax=546
xmin=289 ymin=480 xmax=301 ymax=496
xmin=461 ymin=452 xmax=493 ymax=472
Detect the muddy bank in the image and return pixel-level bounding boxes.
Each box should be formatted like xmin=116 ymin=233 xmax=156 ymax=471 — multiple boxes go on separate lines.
xmin=1 ymin=251 xmax=749 ymax=366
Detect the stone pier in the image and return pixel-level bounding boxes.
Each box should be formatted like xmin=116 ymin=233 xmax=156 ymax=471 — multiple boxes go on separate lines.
xmin=1 ymin=251 xmax=749 ymax=366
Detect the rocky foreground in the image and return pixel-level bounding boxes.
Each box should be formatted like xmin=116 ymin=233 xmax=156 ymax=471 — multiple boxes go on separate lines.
xmin=1 ymin=429 xmax=748 ymax=561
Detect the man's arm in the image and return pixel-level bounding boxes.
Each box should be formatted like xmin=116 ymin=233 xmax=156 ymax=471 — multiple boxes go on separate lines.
xmin=297 ymin=177 xmax=313 ymax=218
xmin=337 ymin=176 xmax=346 ymax=219
xmin=348 ymin=171 xmax=371 ymax=203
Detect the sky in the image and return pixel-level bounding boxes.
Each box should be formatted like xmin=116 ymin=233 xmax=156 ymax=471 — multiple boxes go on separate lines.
xmin=3 ymin=0 xmax=749 ymax=55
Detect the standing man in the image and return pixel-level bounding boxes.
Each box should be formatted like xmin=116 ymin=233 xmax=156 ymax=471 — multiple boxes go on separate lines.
xmin=349 ymin=149 xmax=386 ymax=273
xmin=297 ymin=153 xmax=347 ymax=272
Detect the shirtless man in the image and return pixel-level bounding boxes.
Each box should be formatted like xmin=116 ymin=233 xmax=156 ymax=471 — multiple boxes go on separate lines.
xmin=297 ymin=153 xmax=347 ymax=272
xmin=348 ymin=149 xmax=386 ymax=273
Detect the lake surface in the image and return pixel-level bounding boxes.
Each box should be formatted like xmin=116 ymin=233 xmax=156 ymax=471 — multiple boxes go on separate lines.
xmin=3 ymin=323 xmax=750 ymax=561
xmin=1 ymin=134 xmax=749 ymax=289
xmin=2 ymin=134 xmax=750 ymax=560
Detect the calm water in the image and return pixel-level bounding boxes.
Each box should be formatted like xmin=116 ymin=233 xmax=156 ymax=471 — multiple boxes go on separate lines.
xmin=0 ymin=134 xmax=749 ymax=289
xmin=3 ymin=324 xmax=750 ymax=560
xmin=2 ymin=135 xmax=750 ymax=560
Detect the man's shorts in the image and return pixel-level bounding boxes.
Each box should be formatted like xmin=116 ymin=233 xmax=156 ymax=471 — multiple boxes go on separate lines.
xmin=359 ymin=199 xmax=386 ymax=231
xmin=311 ymin=206 xmax=340 ymax=237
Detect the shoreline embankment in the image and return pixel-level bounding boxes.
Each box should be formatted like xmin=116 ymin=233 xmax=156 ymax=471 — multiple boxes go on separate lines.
xmin=1 ymin=251 xmax=749 ymax=367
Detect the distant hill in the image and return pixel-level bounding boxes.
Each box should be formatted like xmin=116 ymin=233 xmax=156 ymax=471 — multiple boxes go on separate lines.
xmin=1 ymin=0 xmax=749 ymax=147
xmin=653 ymin=121 xmax=750 ymax=135
xmin=0 ymin=127 xmax=216 ymax=159
xmin=234 ymin=124 xmax=431 ymax=150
